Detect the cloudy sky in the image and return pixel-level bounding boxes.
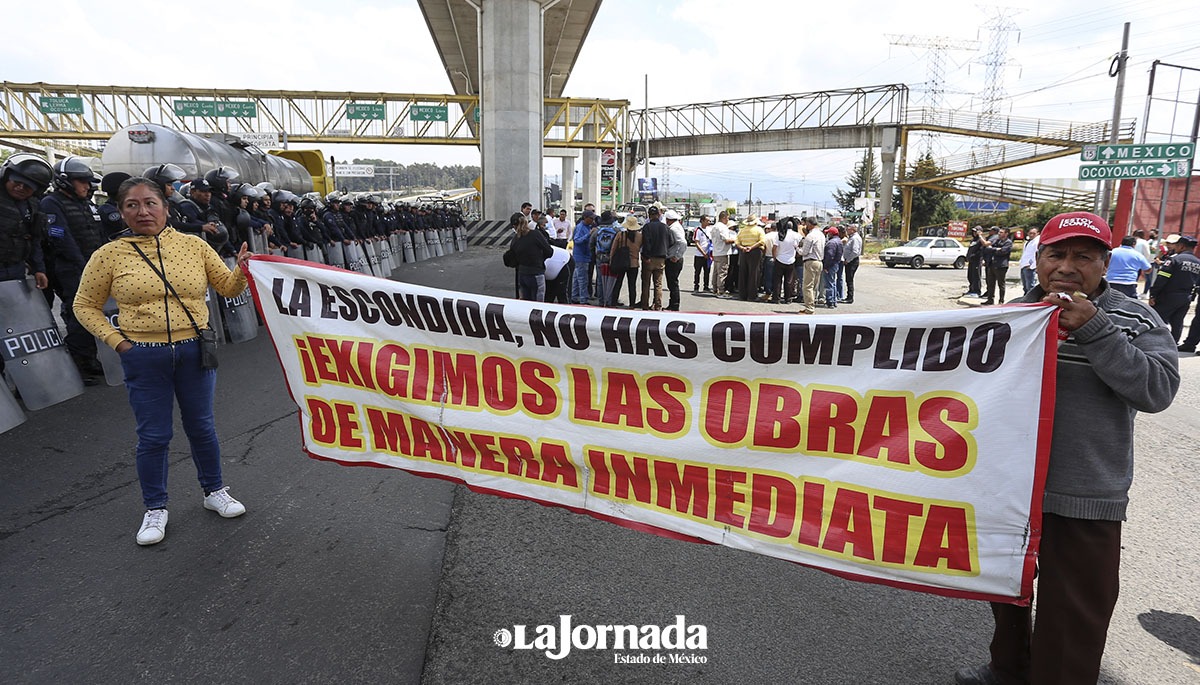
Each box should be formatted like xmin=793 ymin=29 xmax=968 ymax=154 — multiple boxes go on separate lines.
xmin=4 ymin=0 xmax=1199 ymax=205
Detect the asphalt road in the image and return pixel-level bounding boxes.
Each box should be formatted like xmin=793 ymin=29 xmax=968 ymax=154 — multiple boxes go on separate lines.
xmin=2 ymin=249 xmax=1197 ymax=685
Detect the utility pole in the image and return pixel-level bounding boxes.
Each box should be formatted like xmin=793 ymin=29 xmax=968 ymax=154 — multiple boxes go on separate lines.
xmin=1099 ymin=22 xmax=1130 ymax=222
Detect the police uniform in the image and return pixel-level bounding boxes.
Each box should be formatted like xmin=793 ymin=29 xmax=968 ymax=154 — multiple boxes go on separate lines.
xmin=0 ymin=185 xmax=48 ymax=284
xmin=40 ymin=185 xmax=105 ymax=374
xmin=1150 ymin=237 xmax=1200 ymax=340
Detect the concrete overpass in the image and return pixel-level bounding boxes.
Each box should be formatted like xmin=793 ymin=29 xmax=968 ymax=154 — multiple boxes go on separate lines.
xmin=417 ymin=0 xmax=604 ymax=217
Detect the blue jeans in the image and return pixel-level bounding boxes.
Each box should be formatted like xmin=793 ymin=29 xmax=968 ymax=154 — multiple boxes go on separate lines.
xmin=121 ymin=339 xmax=224 ymax=509
xmin=824 ymin=263 xmax=843 ymax=306
xmin=518 ymin=273 xmax=546 ymax=301
xmin=572 ymin=260 xmax=591 ymax=303
xmin=1020 ymin=267 xmax=1037 ymax=294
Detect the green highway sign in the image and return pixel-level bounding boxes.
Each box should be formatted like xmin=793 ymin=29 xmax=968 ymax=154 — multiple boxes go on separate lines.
xmin=39 ymin=96 xmax=84 ymax=114
xmin=1080 ymin=142 xmax=1195 ymax=162
xmin=347 ymin=103 xmax=386 ymax=120
xmin=1078 ymin=160 xmax=1192 ymax=181
xmin=410 ymin=105 xmax=449 ymax=122
xmin=173 ymin=100 xmax=257 ymax=118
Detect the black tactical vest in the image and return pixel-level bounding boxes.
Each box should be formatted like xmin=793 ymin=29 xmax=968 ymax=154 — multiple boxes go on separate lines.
xmin=0 ymin=190 xmax=40 ymax=267
xmin=47 ymin=189 xmax=105 ymax=260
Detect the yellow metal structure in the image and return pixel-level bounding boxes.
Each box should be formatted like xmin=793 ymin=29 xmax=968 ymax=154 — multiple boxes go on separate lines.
xmin=0 ymin=81 xmax=628 ymax=149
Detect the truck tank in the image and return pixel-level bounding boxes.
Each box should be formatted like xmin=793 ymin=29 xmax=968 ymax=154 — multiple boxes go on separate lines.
xmin=101 ymin=123 xmax=313 ymax=193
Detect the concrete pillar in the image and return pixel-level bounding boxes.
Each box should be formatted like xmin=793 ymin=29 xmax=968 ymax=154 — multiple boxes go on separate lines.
xmin=879 ymin=126 xmax=898 ymax=236
xmin=480 ymin=0 xmax=542 ymax=219
xmin=561 ymin=155 xmax=576 ymax=218
xmin=582 ymin=148 xmax=601 ymax=209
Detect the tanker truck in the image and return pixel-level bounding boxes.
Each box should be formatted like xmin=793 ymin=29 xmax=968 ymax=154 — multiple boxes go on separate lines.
xmin=101 ymin=123 xmax=329 ymax=194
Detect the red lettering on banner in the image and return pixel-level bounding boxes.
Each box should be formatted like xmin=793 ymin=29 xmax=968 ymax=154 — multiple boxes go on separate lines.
xmin=874 ymin=496 xmax=925 ymax=564
xmin=805 ymin=389 xmax=859 ymax=454
xmin=363 ymin=407 xmax=579 ymax=489
xmin=822 ymin=487 xmax=875 ymax=561
xmin=747 ymin=474 xmax=797 ymax=538
xmin=915 ymin=396 xmax=973 ymax=472
xmin=913 ymin=505 xmax=973 ymax=571
xmin=858 ymin=394 xmax=911 ymax=464
xmin=569 ymin=367 xmax=691 ymax=437
xmin=752 ymin=382 xmax=803 ymax=448
xmin=306 ymin=396 xmax=363 ymax=449
xmin=713 ymin=469 xmax=747 ymax=527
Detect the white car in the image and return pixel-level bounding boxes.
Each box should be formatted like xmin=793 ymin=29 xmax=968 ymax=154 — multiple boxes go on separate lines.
xmin=878 ymin=237 xmax=968 ymax=269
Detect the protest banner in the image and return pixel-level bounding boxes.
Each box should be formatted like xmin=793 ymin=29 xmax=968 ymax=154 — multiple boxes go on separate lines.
xmin=245 ymin=256 xmax=1058 ymax=603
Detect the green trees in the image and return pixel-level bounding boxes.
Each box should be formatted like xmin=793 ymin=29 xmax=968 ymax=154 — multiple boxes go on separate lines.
xmin=334 ymin=159 xmax=480 ymax=194
xmin=833 ymin=150 xmax=881 ymax=216
xmin=905 ymin=152 xmax=959 ymax=229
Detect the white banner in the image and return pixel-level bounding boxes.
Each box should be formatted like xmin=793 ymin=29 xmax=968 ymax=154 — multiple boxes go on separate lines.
xmin=246 ymin=257 xmax=1057 ymax=602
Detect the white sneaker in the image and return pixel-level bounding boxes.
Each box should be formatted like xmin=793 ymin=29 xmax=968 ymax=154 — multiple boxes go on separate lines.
xmin=203 ymin=487 xmax=246 ymax=518
xmin=137 ymin=509 xmax=168 ymax=546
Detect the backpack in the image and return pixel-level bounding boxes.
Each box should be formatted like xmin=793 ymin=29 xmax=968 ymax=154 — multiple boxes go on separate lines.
xmin=609 ymin=233 xmax=631 ymax=272
xmin=594 ymin=226 xmax=617 ymax=265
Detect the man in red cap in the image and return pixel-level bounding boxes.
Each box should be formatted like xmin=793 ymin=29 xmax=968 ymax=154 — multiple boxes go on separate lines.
xmin=956 ymin=211 xmax=1180 ymax=685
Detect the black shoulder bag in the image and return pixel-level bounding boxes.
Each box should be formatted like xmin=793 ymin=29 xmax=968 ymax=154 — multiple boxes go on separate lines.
xmin=131 ymin=243 xmax=220 ymax=369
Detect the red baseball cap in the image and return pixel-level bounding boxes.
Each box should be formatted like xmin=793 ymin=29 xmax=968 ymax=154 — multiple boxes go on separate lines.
xmin=1040 ymin=212 xmax=1112 ymax=248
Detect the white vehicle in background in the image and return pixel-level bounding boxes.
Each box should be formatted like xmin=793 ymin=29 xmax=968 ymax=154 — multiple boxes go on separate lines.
xmin=878 ymin=236 xmax=968 ymax=269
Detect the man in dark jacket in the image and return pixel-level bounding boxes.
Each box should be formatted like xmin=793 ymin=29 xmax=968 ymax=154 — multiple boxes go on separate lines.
xmin=982 ymin=227 xmax=1013 ymax=305
xmin=1149 ymin=233 xmax=1200 ymax=341
xmin=638 ymin=206 xmax=669 ymax=310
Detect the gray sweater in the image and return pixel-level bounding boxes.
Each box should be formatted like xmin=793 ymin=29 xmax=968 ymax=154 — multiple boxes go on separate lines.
xmin=1019 ymin=282 xmax=1180 ymax=520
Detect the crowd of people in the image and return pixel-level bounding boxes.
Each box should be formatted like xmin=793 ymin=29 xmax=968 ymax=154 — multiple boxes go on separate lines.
xmin=503 ymin=201 xmax=864 ymax=315
xmin=0 ymin=154 xmax=466 ymax=385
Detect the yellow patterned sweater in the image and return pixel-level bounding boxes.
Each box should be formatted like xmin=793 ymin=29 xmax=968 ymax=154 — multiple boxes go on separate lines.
xmin=74 ymin=227 xmax=247 ymax=349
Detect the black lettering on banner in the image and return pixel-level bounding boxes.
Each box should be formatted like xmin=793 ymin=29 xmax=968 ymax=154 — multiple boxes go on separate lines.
xmin=965 ymin=323 xmax=1010 ymax=373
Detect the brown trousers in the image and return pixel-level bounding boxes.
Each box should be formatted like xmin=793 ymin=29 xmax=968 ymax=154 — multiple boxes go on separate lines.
xmin=988 ymin=513 xmax=1122 ymax=684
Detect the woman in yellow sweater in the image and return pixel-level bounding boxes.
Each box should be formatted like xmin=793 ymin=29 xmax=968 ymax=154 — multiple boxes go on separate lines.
xmin=75 ymin=177 xmax=252 ymax=546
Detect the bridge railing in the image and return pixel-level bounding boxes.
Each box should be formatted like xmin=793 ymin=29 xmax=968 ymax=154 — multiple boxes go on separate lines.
xmin=0 ymin=81 xmax=627 ymax=148
xmin=628 ymin=85 xmax=909 ymax=141
xmin=905 ymin=107 xmax=1136 ymax=144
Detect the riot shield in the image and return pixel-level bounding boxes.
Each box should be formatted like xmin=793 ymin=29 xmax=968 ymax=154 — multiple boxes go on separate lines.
xmin=456 ymin=226 xmax=467 ymax=252
xmin=0 ymin=382 xmax=26 ymax=434
xmin=413 ymin=231 xmax=428 ymax=261
xmin=401 ymin=232 xmax=415 ymax=263
xmin=250 ymin=229 xmax=269 ymax=255
xmin=95 ymin=297 xmax=125 ymax=386
xmin=269 ymin=247 xmax=286 ymax=258
xmin=304 ymin=245 xmax=325 ymax=264
xmin=363 ymin=241 xmax=381 ymax=276
xmin=344 ymin=243 xmax=367 ymax=274
xmin=220 ymin=258 xmax=259 ymax=343
xmin=378 ymin=239 xmax=395 ymax=276
xmin=429 ymin=230 xmax=444 ymax=258
xmin=0 ymin=278 xmax=85 ymax=410
xmin=326 ymin=242 xmax=346 ymax=269
xmin=389 ymin=234 xmax=401 ymax=261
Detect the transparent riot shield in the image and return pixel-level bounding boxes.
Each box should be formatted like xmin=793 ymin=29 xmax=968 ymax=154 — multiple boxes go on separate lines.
xmin=378 ymin=239 xmax=395 ymax=276
xmin=344 ymin=243 xmax=367 ymax=274
xmin=363 ymin=241 xmax=381 ymax=276
xmin=0 ymin=278 xmax=85 ymax=410
xmin=0 ymin=383 xmax=26 ymax=434
xmin=250 ymin=229 xmax=269 ymax=255
xmin=428 ymin=230 xmax=444 ymax=258
xmin=220 ymin=258 xmax=259 ymax=343
xmin=303 ymin=245 xmax=325 ymax=264
xmin=94 ymin=297 xmax=126 ymax=386
xmin=326 ymin=242 xmax=346 ymax=269
xmin=413 ymin=231 xmax=428 ymax=261
xmin=401 ymin=232 xmax=415 ymax=263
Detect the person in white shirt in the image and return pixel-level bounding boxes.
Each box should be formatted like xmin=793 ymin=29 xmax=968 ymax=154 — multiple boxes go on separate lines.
xmin=760 ymin=222 xmax=778 ymax=300
xmin=692 ymin=215 xmax=713 ymax=292
xmin=1017 ymin=228 xmax=1040 ymax=294
xmin=709 ymin=211 xmax=735 ymax=297
xmin=551 ymin=209 xmax=572 ymax=240
xmin=772 ymin=217 xmax=802 ymax=303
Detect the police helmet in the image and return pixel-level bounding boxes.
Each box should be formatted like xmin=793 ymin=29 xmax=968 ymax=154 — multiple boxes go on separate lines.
xmin=100 ymin=172 xmax=133 ymax=199
xmin=51 ymin=156 xmax=98 ymax=192
xmin=235 ymin=183 xmax=261 ymax=200
xmin=325 ymin=191 xmax=342 ymax=204
xmin=143 ymin=163 xmax=187 ymax=191
xmin=368 ymin=194 xmax=383 ymax=205
xmin=204 ymin=166 xmax=239 ymax=192
xmin=299 ymin=197 xmax=318 ymax=211
xmin=3 ymin=154 xmax=54 ymax=194
xmin=255 ymin=181 xmax=275 ymax=193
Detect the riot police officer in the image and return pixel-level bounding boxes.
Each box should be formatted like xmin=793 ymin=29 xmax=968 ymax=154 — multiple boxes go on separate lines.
xmin=1150 ymin=234 xmax=1200 ymax=341
xmin=40 ymin=156 xmax=105 ymax=382
xmin=98 ymin=172 xmax=131 ymax=234
xmin=204 ymin=167 xmax=241 ymax=253
xmin=1 ymin=154 xmax=52 ymax=289
xmin=0 ymin=154 xmax=54 ymax=381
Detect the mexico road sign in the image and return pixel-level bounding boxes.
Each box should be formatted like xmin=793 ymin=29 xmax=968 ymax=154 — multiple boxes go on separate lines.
xmin=411 ymin=105 xmax=448 ymax=122
xmin=1078 ymin=160 xmax=1192 ymax=181
xmin=347 ymin=103 xmax=386 ymax=120
xmin=1080 ymin=142 xmax=1195 ymax=162
xmin=174 ymin=100 xmax=257 ymax=118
